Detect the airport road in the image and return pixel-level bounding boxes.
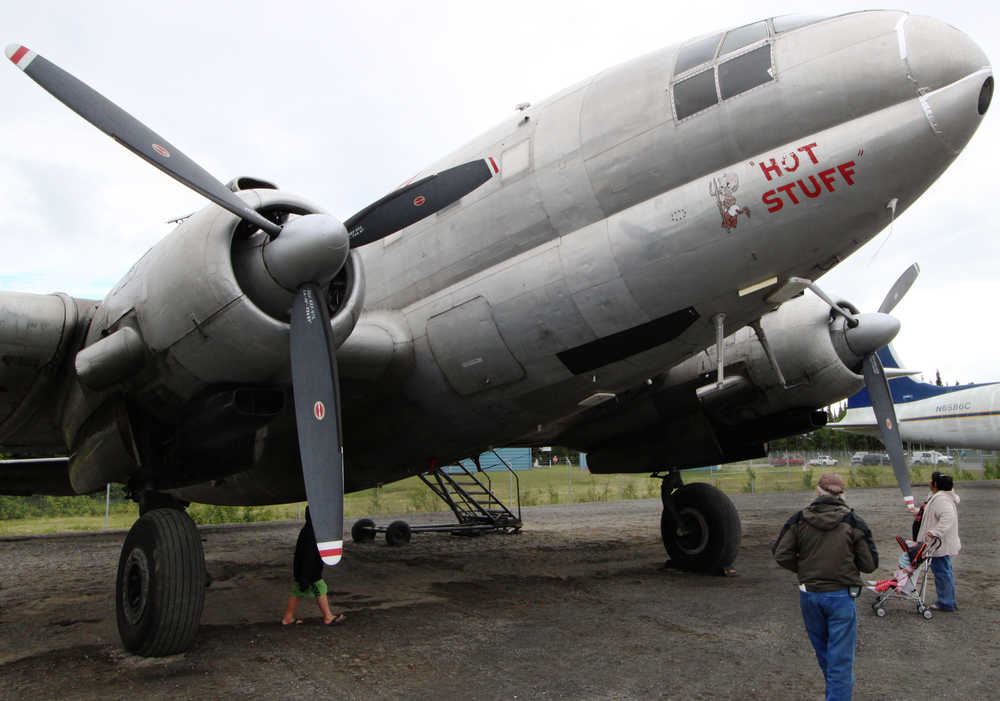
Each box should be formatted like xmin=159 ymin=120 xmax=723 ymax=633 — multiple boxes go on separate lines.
xmin=1 ymin=482 xmax=997 ymax=700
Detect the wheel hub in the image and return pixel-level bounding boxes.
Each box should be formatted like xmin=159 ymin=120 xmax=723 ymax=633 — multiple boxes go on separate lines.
xmin=121 ymin=548 xmax=150 ymax=625
xmin=674 ymin=507 xmax=709 ymax=555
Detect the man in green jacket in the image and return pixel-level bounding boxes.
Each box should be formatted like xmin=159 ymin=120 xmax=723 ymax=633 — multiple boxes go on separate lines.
xmin=772 ymin=473 xmax=878 ymax=701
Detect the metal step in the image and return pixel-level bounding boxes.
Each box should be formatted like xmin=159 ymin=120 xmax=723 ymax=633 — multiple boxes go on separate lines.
xmin=417 ymin=450 xmax=522 ymax=530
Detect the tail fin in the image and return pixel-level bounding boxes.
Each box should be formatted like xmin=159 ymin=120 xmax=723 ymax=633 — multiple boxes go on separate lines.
xmin=846 ymin=343 xmax=984 ymax=408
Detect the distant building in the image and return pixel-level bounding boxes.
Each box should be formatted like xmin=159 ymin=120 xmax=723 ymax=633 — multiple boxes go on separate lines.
xmin=443 ymin=447 xmax=532 ymax=472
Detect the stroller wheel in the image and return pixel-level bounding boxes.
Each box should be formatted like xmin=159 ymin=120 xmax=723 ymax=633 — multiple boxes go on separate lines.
xmin=922 ymin=608 xmax=933 ymax=620
xmin=875 ymin=607 xmax=887 ymax=617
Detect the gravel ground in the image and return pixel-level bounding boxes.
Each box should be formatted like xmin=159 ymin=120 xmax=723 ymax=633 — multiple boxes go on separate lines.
xmin=1 ymin=482 xmax=997 ymax=700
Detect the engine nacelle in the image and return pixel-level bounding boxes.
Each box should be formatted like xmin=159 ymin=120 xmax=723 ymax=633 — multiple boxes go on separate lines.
xmin=679 ymin=292 xmax=865 ymax=427
xmin=83 ymin=188 xmax=364 ymax=396
xmin=575 ymin=292 xmax=868 ymax=472
xmin=0 ymin=291 xmax=84 ymax=454
xmin=60 ymin=188 xmax=365 ymax=492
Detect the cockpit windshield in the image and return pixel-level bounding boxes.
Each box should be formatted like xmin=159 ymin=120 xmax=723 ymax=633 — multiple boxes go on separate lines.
xmin=675 ymin=33 xmax=723 ymax=74
xmin=671 ymin=14 xmax=829 ymax=121
xmin=720 ymin=21 xmax=768 ymax=55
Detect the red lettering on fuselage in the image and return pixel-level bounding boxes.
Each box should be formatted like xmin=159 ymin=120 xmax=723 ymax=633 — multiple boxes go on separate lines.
xmin=754 ymin=142 xmax=860 ymax=214
xmin=798 ymin=142 xmax=819 ymax=164
xmin=757 ymin=142 xmax=822 ymax=180
xmin=838 ymin=161 xmax=856 ymax=185
xmin=760 ymin=160 xmax=858 ymax=213
xmin=763 ymin=190 xmax=784 ymax=213
xmin=759 ymin=158 xmax=782 ymax=181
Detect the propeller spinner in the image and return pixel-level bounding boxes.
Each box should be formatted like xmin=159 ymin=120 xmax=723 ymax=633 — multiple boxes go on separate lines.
xmin=7 ymin=43 xmax=497 ymax=563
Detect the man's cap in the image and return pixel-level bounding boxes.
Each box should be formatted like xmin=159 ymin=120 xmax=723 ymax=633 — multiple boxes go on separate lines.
xmin=818 ymin=472 xmax=846 ymax=495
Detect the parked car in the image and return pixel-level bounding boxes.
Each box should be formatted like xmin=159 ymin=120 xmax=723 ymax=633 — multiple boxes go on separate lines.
xmin=911 ymin=450 xmax=955 ymax=466
xmin=850 ymin=452 xmax=867 ymax=465
xmin=861 ymin=453 xmax=891 ymax=465
xmin=808 ymin=455 xmax=838 ymax=466
xmin=770 ymin=455 xmax=804 ymax=466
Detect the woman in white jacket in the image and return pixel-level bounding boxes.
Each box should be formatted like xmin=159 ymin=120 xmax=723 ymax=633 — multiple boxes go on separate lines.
xmin=915 ymin=472 xmax=961 ymax=611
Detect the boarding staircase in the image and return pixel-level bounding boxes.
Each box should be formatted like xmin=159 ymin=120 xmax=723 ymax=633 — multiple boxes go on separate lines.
xmin=418 ymin=449 xmax=522 ymax=533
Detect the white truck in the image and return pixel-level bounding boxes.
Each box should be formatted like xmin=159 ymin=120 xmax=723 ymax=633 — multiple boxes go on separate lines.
xmin=911 ymin=450 xmax=955 ymax=466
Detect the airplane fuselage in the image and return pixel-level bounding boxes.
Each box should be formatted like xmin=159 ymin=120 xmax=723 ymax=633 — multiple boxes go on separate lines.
xmin=840 ymin=382 xmax=1000 ymax=450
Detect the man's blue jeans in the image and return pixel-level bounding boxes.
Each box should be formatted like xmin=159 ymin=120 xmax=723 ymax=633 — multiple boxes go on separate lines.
xmin=930 ymin=555 xmax=957 ymax=609
xmin=799 ymin=589 xmax=857 ymax=701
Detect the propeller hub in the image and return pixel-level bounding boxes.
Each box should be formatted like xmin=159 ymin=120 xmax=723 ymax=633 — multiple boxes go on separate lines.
xmin=844 ymin=312 xmax=900 ymax=358
xmin=263 ymin=214 xmax=349 ymax=290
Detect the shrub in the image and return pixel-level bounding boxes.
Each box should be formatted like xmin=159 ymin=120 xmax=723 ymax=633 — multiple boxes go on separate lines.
xmin=644 ymin=480 xmax=660 ymax=499
xmin=857 ymin=466 xmax=881 ymax=487
xmin=802 ymin=469 xmax=816 ymax=490
xmin=622 ymin=483 xmax=638 ymax=500
xmin=743 ymin=467 xmax=756 ymax=494
xmin=406 ymin=488 xmax=438 ymax=513
xmin=547 ymin=485 xmax=560 ymax=505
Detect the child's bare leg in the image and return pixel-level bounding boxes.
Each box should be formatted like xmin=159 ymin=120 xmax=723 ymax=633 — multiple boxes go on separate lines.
xmin=317 ymin=593 xmax=334 ymax=623
xmin=281 ymin=595 xmax=301 ymax=625
xmin=317 ymin=594 xmax=343 ymax=624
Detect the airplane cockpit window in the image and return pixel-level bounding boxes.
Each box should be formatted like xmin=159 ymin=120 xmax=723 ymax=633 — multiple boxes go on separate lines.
xmin=675 ymin=33 xmax=723 ymax=74
xmin=772 ymin=14 xmax=826 ymax=33
xmin=671 ymin=19 xmax=777 ymax=121
xmin=719 ymin=45 xmax=773 ymax=99
xmin=719 ymin=21 xmax=768 ymax=55
xmin=673 ymin=69 xmax=718 ymax=121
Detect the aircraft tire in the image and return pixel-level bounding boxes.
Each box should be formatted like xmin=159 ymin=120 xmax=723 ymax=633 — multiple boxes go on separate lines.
xmin=116 ymin=508 xmax=206 ymax=656
xmin=660 ymin=482 xmax=740 ymax=573
xmin=351 ymin=518 xmax=376 ymax=543
xmin=385 ymin=520 xmax=411 ymax=546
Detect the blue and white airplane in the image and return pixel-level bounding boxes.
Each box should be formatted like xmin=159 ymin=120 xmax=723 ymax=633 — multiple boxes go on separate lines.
xmin=835 ymin=346 xmax=1000 ymax=450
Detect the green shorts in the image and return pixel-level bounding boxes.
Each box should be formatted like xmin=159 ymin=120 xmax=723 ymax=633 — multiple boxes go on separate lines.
xmin=291 ymin=579 xmax=328 ymax=598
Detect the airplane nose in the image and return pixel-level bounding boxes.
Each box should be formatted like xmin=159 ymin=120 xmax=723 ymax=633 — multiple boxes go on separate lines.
xmin=901 ymin=14 xmax=992 ymax=153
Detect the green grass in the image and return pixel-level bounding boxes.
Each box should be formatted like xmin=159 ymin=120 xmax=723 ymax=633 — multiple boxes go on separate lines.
xmin=0 ymin=460 xmax=988 ymax=536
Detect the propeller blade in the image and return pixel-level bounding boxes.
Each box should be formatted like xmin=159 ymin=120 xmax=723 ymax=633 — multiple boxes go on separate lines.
xmin=344 ymin=158 xmax=498 ymax=247
xmin=878 ymin=263 xmax=920 ymax=314
xmin=290 ymin=283 xmax=344 ymax=565
xmin=5 ymin=44 xmax=281 ymax=237
xmin=862 ymin=352 xmax=915 ymax=512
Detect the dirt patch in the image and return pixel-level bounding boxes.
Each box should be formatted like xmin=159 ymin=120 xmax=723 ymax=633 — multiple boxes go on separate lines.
xmin=1 ymin=483 xmax=998 ymax=700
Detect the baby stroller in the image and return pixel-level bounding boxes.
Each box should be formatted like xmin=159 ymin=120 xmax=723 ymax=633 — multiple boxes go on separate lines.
xmin=867 ymin=535 xmax=941 ymax=620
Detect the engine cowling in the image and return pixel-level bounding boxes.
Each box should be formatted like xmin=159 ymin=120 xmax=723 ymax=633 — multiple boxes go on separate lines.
xmin=572 ymin=292 xmax=871 ymax=473
xmin=59 ymin=188 xmax=365 ymax=493
xmin=81 ymin=188 xmax=363 ymax=394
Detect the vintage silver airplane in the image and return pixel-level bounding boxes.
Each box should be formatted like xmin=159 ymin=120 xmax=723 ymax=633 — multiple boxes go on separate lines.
xmin=0 ymin=10 xmax=992 ymax=656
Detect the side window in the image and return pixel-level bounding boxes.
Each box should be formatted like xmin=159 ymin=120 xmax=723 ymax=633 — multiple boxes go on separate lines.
xmin=675 ymin=33 xmax=722 ymax=74
xmin=674 ymin=69 xmax=718 ymax=120
xmin=718 ymin=45 xmax=773 ymax=99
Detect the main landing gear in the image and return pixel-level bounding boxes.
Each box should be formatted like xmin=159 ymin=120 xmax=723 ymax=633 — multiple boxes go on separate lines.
xmin=116 ymin=491 xmax=206 ymax=656
xmin=657 ymin=471 xmax=741 ymax=575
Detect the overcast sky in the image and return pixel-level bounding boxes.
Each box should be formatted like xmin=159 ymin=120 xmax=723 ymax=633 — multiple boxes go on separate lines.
xmin=1 ymin=1 xmax=997 ymax=386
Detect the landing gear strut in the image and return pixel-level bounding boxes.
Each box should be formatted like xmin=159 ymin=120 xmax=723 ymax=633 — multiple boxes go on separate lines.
xmin=657 ymin=471 xmax=741 ymax=575
xmin=116 ymin=492 xmax=206 ymax=656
